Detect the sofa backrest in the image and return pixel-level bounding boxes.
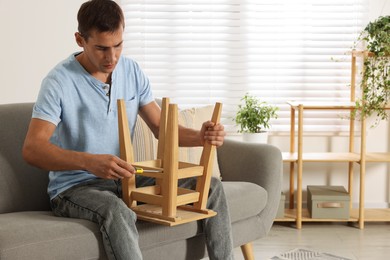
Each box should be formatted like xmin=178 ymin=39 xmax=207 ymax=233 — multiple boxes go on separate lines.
xmin=0 ymin=103 xmax=50 ymax=213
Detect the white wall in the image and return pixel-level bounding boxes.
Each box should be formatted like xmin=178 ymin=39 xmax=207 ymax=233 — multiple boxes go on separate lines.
xmin=0 ymin=0 xmax=389 ymax=207
xmin=0 ymin=0 xmax=85 ymax=104
xmin=369 ymin=0 xmax=390 ymax=20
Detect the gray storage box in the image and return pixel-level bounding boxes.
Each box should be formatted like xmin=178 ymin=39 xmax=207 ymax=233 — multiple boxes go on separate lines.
xmin=276 ymin=192 xmax=285 ymax=218
xmin=307 ymin=186 xmax=350 ymax=219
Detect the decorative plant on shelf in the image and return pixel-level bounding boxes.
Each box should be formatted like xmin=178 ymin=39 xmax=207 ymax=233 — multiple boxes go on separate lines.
xmin=234 ymin=93 xmax=278 ymax=142
xmin=353 ymin=15 xmax=390 ymax=126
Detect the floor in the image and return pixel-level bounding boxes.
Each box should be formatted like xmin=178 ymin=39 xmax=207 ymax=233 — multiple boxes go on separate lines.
xmin=213 ymin=222 xmax=390 ymax=260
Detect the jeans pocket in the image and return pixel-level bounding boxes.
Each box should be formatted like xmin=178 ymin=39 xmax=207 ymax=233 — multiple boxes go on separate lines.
xmin=50 ymin=196 xmax=59 ymax=210
xmin=50 ymin=195 xmax=67 ymax=217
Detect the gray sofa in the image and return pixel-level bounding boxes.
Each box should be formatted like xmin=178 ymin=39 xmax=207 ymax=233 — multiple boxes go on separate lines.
xmin=0 ymin=102 xmax=282 ymax=260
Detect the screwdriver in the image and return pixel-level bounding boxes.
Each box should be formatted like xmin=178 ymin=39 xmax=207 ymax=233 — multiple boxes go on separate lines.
xmin=135 ymin=167 xmax=162 ymax=174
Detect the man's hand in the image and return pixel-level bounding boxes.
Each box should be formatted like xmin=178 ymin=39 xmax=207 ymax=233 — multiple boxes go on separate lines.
xmin=200 ymin=121 xmax=226 ymax=147
xmin=85 ymin=154 xmax=136 ymax=180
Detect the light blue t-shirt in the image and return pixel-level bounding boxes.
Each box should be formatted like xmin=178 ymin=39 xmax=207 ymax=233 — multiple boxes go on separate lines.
xmin=33 ymin=52 xmax=154 ymax=199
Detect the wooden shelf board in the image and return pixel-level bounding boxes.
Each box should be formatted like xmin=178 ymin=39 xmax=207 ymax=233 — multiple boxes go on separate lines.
xmin=275 ymin=209 xmax=358 ymax=222
xmin=274 ymin=208 xmax=390 ymax=222
xmin=274 ymin=209 xmax=297 ymax=222
xmin=354 ymin=209 xmax=390 ymax=221
xmin=287 ymin=101 xmax=356 ymax=110
xmin=365 ymin=153 xmax=390 ymax=162
xmin=283 ymin=152 xmax=390 ymax=163
xmin=282 ymin=152 xmax=360 ymax=162
xmin=351 ymin=50 xmax=373 ymax=57
xmin=302 ymin=153 xmax=360 ymax=162
xmin=282 ymin=152 xmax=296 ymax=162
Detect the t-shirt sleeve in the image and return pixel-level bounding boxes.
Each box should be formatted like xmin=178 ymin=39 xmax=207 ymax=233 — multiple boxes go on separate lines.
xmin=32 ymin=76 xmax=62 ymax=126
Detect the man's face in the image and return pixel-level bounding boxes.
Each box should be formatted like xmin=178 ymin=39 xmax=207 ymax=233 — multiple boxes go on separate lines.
xmin=76 ymin=27 xmax=124 ymax=77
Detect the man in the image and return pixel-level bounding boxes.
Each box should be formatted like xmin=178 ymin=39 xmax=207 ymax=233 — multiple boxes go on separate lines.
xmin=22 ymin=0 xmax=234 ymax=259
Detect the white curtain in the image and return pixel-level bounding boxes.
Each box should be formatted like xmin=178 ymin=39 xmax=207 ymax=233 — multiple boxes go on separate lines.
xmin=119 ymin=0 xmax=368 ymax=133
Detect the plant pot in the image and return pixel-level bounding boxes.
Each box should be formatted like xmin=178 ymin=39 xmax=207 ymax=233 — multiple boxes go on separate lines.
xmin=242 ymin=132 xmax=268 ymax=144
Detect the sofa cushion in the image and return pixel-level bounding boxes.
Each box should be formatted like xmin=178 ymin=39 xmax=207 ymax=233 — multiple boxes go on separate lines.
xmin=0 ymin=211 xmax=200 ymax=260
xmin=0 ymin=211 xmax=106 ymax=259
xmin=0 ymin=182 xmax=265 ymax=259
xmin=223 ymin=182 xmax=267 ymax=223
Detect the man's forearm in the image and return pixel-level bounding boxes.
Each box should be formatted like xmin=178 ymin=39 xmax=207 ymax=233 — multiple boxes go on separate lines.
xmin=23 ymin=140 xmax=89 ymax=172
xmin=178 ymin=125 xmax=203 ymax=147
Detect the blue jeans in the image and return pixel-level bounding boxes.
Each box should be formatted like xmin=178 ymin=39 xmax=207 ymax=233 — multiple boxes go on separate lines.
xmin=50 ymin=176 xmax=234 ymax=260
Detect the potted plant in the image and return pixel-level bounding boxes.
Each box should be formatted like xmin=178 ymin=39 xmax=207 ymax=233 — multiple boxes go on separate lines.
xmin=352 ymin=15 xmax=390 ymax=127
xmin=234 ymin=93 xmax=278 ymax=143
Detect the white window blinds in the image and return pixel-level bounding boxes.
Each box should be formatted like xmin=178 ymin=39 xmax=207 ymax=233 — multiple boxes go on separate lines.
xmin=119 ymin=0 xmax=367 ymax=133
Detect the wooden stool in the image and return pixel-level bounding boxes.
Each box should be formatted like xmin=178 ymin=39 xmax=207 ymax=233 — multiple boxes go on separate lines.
xmin=117 ymin=98 xmax=222 ymax=226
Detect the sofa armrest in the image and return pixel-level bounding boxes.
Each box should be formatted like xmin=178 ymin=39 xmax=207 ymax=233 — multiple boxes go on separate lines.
xmin=217 ymin=139 xmax=282 ymax=185
xmin=217 ymin=138 xmax=283 ymax=234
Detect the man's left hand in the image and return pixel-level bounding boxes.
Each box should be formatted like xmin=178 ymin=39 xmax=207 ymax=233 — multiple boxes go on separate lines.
xmin=200 ymin=121 xmax=226 ymax=147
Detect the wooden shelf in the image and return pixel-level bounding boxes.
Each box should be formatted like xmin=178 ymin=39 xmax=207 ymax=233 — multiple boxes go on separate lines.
xmin=282 ymin=152 xmax=296 ymax=162
xmin=275 ymin=209 xmax=358 ymax=222
xmin=283 ymin=152 xmax=390 ymax=163
xmin=287 ymin=100 xmax=390 ymax=110
xmin=275 ymin=209 xmax=390 ymax=222
xmin=366 ymin=152 xmax=390 ymax=162
xmin=282 ymin=152 xmax=360 ymax=162
xmin=284 ymin=51 xmax=390 ymax=230
xmin=301 ymin=153 xmax=361 ymax=162
xmin=359 ymin=209 xmax=390 ymax=221
xmin=287 ymin=101 xmax=355 ymax=110
xmin=287 ymin=101 xmax=390 ymax=111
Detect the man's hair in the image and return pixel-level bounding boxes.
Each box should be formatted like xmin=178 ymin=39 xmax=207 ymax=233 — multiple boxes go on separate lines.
xmin=77 ymin=0 xmax=125 ymax=40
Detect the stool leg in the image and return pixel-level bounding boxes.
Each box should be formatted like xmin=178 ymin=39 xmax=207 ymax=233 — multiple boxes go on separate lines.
xmin=194 ymin=103 xmax=222 ymax=210
xmin=117 ymin=99 xmax=136 ymax=207
xmin=162 ymin=104 xmax=179 ymax=218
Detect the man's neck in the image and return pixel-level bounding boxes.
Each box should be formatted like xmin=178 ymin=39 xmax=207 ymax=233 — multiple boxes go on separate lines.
xmin=76 ymin=53 xmax=112 ymax=84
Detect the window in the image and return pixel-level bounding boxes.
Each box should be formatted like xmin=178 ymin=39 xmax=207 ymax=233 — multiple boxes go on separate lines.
xmin=119 ymin=0 xmax=368 ymax=133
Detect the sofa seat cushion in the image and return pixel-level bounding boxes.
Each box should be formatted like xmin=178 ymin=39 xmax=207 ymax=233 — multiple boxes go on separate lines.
xmin=0 ymin=183 xmax=266 ymax=259
xmin=223 ymin=182 xmax=267 ymax=223
xmin=0 ymin=211 xmax=202 ymax=259
xmin=0 ymin=211 xmax=106 ymax=259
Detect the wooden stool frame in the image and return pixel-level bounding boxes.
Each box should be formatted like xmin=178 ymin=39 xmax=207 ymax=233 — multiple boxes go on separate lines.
xmin=117 ymin=98 xmax=222 ymax=226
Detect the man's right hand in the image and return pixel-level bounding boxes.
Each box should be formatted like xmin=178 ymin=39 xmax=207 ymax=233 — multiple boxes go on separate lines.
xmin=85 ymin=154 xmax=135 ymax=180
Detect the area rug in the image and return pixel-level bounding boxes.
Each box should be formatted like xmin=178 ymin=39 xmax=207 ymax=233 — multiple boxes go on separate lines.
xmin=269 ymin=248 xmax=352 ymax=260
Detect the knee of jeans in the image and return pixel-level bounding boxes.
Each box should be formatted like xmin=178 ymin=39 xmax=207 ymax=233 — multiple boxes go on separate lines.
xmin=207 ymin=177 xmax=222 ymax=202
xmin=104 ymin=198 xmax=137 ymax=222
xmin=210 ymin=177 xmax=223 ymax=193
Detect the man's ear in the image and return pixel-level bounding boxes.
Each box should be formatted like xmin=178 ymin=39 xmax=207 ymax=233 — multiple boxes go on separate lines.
xmin=75 ymin=32 xmax=84 ymax=47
